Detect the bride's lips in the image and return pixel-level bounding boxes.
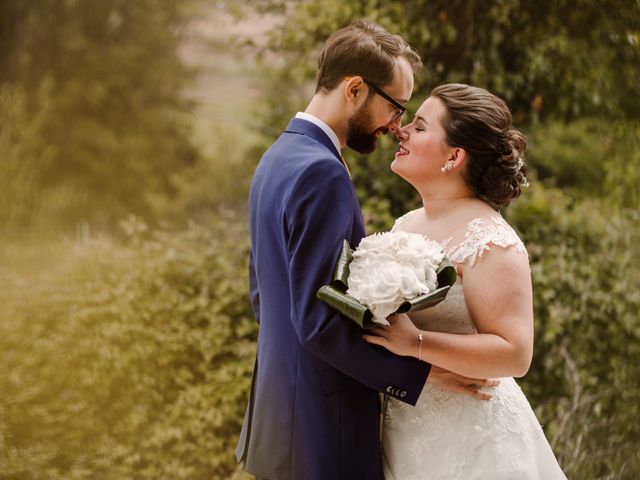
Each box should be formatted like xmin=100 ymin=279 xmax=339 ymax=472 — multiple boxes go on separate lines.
xmin=395 ymin=145 xmax=410 ymax=158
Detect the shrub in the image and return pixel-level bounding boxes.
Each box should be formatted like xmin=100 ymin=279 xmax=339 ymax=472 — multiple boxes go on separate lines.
xmin=0 ymin=212 xmax=256 ymax=479
xmin=508 ymin=183 xmax=640 ymax=478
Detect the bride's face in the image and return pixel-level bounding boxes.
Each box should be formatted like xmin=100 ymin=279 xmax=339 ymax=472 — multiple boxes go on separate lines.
xmin=391 ymin=96 xmax=452 ymax=182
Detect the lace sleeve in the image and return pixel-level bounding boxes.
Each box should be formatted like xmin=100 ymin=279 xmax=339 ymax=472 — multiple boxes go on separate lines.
xmin=447 ymin=215 xmax=528 ymax=266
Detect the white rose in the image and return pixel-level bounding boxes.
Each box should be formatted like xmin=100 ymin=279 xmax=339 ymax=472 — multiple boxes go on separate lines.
xmin=355 ymin=232 xmax=395 ymax=254
xmin=423 ymin=266 xmax=438 ymax=293
xmin=348 ymin=259 xmax=402 ymax=305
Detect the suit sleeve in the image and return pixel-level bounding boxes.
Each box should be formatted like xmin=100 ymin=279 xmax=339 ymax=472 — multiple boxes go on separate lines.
xmin=285 ymin=159 xmax=430 ymax=405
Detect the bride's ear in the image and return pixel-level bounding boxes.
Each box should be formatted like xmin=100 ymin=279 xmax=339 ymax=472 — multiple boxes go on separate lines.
xmin=447 ymin=148 xmax=467 ymax=171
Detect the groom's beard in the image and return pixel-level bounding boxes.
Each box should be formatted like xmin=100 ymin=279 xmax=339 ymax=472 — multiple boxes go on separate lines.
xmin=346 ymin=104 xmax=388 ymax=154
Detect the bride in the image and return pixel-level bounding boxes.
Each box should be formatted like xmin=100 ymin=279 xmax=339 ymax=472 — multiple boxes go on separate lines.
xmin=362 ymin=83 xmax=567 ymax=479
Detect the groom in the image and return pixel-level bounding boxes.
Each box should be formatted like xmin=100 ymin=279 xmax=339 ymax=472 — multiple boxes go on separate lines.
xmin=237 ymin=21 xmax=489 ymax=480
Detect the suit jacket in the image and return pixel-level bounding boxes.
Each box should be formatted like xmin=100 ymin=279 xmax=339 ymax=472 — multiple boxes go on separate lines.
xmin=236 ymin=117 xmax=431 ymax=480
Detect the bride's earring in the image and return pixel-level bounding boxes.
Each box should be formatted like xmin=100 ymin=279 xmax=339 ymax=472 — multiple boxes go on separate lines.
xmin=441 ymin=162 xmax=453 ymax=173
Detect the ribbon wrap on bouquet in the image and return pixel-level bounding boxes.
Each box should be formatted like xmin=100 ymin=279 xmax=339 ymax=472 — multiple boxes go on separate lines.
xmin=317 ymin=240 xmax=457 ymax=329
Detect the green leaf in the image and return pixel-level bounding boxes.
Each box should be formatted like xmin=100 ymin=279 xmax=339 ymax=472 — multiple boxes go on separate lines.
xmin=331 ymin=239 xmax=353 ymax=291
xmin=316 ymin=285 xmax=374 ymax=329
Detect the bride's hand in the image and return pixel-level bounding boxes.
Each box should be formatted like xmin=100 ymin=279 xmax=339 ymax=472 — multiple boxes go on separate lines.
xmin=362 ymin=313 xmax=419 ymax=358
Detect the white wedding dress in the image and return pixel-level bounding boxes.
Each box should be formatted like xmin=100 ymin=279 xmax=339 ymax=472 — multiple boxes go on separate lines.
xmin=383 ymin=211 xmax=567 ymax=480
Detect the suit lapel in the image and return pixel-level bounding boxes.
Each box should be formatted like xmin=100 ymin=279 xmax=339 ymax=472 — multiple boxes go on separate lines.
xmin=284 ymin=118 xmax=342 ymax=162
xmin=285 ymin=117 xmax=364 ymax=232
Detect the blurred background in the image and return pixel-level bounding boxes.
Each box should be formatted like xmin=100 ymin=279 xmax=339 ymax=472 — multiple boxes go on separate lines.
xmin=0 ymin=0 xmax=638 ymax=478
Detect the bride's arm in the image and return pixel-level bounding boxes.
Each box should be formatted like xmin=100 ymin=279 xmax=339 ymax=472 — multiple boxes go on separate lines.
xmin=363 ymin=246 xmax=534 ymax=379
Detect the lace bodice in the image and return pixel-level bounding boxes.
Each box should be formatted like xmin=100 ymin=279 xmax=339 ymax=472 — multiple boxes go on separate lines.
xmin=391 ymin=210 xmax=528 ymax=335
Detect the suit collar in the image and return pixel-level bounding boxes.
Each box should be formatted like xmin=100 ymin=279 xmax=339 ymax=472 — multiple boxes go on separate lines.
xmin=284 ymin=117 xmax=342 ymax=161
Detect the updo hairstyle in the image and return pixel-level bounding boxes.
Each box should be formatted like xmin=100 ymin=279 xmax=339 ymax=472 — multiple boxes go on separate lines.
xmin=430 ymin=83 xmax=528 ymax=208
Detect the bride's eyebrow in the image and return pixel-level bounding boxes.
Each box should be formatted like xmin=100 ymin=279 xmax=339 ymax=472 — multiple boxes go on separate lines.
xmin=415 ymin=115 xmax=428 ymax=125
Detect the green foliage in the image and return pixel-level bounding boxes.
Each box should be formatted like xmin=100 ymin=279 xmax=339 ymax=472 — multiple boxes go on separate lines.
xmin=524 ymin=119 xmax=613 ymax=192
xmin=507 ymin=184 xmax=640 ymax=477
xmin=242 ymin=0 xmax=640 ymax=222
xmin=249 ymin=0 xmax=639 ymax=126
xmin=603 ymin=121 xmax=640 ymax=209
xmin=0 ymin=214 xmax=256 ymax=479
xmin=0 ymin=0 xmax=203 ymax=229
xmin=167 ymin=124 xmax=255 ymax=224
xmin=0 ymin=84 xmax=53 ymax=231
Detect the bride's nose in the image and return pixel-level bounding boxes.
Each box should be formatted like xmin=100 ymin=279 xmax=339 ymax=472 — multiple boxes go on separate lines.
xmin=395 ymin=125 xmax=410 ymax=142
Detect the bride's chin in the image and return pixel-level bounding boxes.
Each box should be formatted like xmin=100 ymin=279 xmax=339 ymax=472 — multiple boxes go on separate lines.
xmin=390 ymin=161 xmax=408 ymax=180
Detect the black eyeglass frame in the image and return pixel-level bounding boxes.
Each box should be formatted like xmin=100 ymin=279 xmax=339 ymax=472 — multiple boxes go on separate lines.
xmin=362 ymin=79 xmax=407 ymax=122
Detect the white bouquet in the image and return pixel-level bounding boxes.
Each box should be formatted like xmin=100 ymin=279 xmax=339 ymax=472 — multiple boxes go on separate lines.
xmin=347 ymin=231 xmax=445 ymax=324
xmin=317 ymin=232 xmax=456 ymax=329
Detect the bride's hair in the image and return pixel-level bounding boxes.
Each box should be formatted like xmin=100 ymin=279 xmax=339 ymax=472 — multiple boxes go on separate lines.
xmin=430 ymin=83 xmax=528 ymax=208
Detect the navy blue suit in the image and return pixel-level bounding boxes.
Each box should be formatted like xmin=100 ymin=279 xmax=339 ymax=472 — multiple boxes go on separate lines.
xmin=236 ymin=118 xmax=431 ymax=480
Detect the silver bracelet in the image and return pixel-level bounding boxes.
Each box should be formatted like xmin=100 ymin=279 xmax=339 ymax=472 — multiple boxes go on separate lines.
xmin=418 ymin=330 xmax=424 ymax=362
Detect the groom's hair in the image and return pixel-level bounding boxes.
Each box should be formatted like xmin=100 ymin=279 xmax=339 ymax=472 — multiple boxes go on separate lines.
xmin=315 ymin=20 xmax=422 ymax=94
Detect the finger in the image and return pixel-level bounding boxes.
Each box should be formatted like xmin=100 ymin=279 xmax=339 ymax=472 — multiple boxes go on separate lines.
xmin=441 ymin=382 xmax=493 ymax=401
xmin=444 ymin=384 xmax=478 ymax=398
xmin=469 ymin=388 xmax=493 ymax=401
xmin=368 ymin=327 xmax=388 ymax=336
xmin=451 ymin=375 xmax=500 ymax=388
xmin=465 ymin=378 xmax=501 ymax=388
xmin=362 ymin=334 xmax=385 ymax=346
xmin=457 ymin=385 xmax=493 ymax=400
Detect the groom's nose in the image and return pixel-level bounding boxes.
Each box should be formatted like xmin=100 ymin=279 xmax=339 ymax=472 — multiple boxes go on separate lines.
xmin=387 ymin=116 xmax=403 ymax=136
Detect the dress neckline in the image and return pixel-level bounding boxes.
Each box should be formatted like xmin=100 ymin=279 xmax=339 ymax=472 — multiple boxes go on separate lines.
xmin=392 ymin=208 xmax=526 ymax=268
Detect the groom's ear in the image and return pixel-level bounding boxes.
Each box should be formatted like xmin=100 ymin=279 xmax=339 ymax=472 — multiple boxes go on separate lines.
xmin=344 ymin=76 xmax=366 ymax=105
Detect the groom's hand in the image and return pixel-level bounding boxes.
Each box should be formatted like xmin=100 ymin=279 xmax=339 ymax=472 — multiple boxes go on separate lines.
xmin=427 ymin=365 xmax=499 ymax=400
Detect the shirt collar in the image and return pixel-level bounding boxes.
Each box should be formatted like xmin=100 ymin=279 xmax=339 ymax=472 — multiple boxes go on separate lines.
xmin=295 ymin=112 xmax=341 ymax=156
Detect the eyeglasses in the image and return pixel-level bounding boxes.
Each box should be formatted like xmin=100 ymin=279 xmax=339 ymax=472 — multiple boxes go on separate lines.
xmin=363 ymin=80 xmax=406 ymax=121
